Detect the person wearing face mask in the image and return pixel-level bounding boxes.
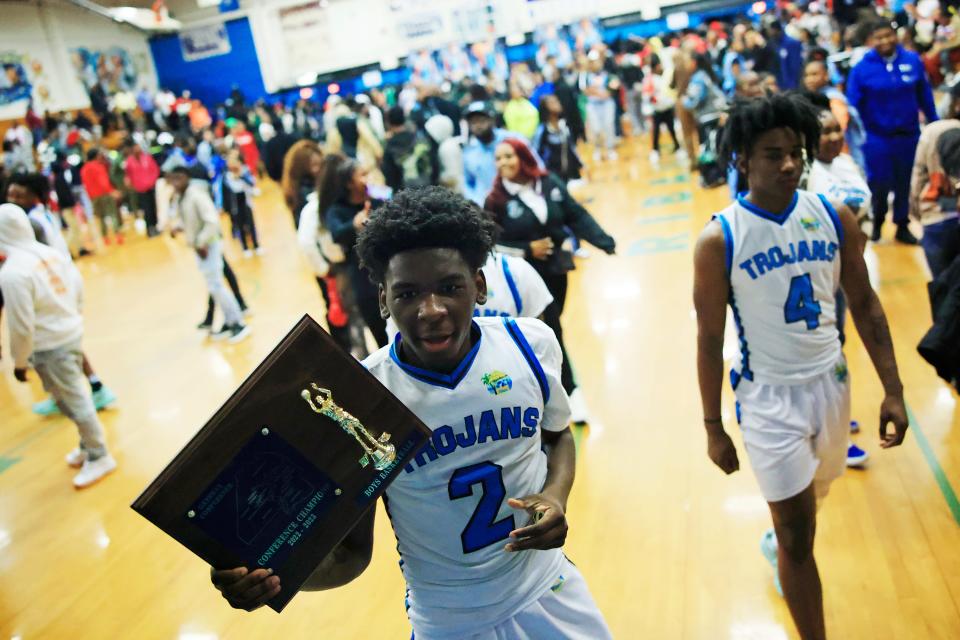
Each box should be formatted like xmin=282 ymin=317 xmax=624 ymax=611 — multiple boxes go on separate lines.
xmin=484 ymin=138 xmax=615 ymax=423
xmin=846 ymin=20 xmax=939 ymax=244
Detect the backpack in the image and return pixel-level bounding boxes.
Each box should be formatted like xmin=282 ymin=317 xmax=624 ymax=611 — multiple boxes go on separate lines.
xmin=396 ymin=134 xmax=435 ymax=189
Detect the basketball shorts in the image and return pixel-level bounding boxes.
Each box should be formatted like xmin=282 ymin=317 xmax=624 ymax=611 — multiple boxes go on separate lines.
xmin=414 ymin=559 xmax=611 ymax=640
xmin=735 ymin=360 xmax=851 ymax=503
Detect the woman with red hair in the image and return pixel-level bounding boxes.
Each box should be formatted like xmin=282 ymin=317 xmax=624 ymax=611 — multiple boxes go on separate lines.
xmin=484 ymin=137 xmax=615 ymax=423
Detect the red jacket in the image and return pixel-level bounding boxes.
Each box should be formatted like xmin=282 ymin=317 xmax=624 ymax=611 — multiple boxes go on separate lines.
xmin=80 ymin=160 xmax=114 ymax=199
xmin=124 ymin=152 xmax=160 ymax=192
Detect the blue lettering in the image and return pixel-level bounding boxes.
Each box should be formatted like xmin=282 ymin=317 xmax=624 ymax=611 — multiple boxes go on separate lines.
xmin=404 ymin=463 xmax=415 ymax=473
xmin=521 ymin=407 xmax=539 ymax=437
xmin=739 ymin=259 xmax=758 ymax=280
xmin=754 ymin=252 xmax=771 ymax=275
xmin=477 ymin=410 xmax=500 ymax=443
xmin=785 ymin=242 xmax=797 ymax=264
xmin=768 ymin=247 xmax=785 ymax=268
xmin=432 ymin=426 xmax=457 ymax=455
xmin=500 ymin=407 xmax=522 ymax=439
xmin=812 ymin=240 xmax=826 ymax=261
xmin=456 ymin=415 xmax=478 ymax=448
xmin=413 ymin=441 xmax=438 ymax=467
xmin=797 ymin=240 xmax=812 ymax=263
xmin=827 ymin=242 xmax=837 ymax=261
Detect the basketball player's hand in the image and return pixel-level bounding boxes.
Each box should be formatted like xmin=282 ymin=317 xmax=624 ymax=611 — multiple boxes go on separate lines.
xmin=706 ymin=426 xmax=739 ymax=474
xmin=879 ymin=394 xmax=909 ymax=448
xmin=210 ymin=566 xmax=280 ymax=611
xmin=504 ymin=494 xmax=567 ymax=551
xmin=529 ymin=237 xmax=554 ymax=260
xmin=14 ymin=367 xmax=28 ymax=382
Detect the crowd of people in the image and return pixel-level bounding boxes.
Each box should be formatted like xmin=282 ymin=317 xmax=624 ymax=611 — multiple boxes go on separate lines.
xmin=1 ymin=2 xmax=960 ymax=637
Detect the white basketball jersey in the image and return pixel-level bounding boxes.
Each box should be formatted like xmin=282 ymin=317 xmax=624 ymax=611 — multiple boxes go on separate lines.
xmin=714 ymin=190 xmax=844 ymax=386
xmin=363 ymin=317 xmax=570 ymax=638
xmin=385 ymin=252 xmax=554 ymax=338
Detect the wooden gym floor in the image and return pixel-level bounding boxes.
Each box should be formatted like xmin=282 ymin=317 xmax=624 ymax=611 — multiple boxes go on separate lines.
xmin=1 ymin=137 xmax=959 ymax=639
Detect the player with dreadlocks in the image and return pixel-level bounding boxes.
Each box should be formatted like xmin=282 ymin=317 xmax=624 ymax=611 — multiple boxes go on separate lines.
xmin=209 ymin=187 xmax=610 ymax=638
xmin=693 ymin=93 xmax=909 ymax=640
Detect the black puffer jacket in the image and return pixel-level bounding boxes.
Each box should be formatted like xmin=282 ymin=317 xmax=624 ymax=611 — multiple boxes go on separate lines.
xmin=918 ymin=256 xmax=960 ymax=391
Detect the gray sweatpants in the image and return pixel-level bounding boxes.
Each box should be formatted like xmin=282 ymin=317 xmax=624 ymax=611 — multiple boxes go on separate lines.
xmin=31 ymin=340 xmax=108 ymax=459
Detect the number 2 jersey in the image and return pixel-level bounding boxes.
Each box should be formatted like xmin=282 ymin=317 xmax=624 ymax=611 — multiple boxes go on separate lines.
xmin=713 ymin=190 xmax=844 ymax=386
xmin=362 ymin=317 xmax=571 ymax=638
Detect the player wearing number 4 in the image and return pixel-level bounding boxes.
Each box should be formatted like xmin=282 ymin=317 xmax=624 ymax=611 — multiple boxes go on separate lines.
xmin=210 ymin=187 xmax=610 ymax=639
xmin=694 ymin=94 xmax=909 ymax=640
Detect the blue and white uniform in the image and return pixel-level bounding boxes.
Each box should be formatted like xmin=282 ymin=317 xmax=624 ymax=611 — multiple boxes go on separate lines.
xmin=714 ymin=190 xmax=851 ymax=502
xmin=363 ymin=317 xmax=609 ymax=639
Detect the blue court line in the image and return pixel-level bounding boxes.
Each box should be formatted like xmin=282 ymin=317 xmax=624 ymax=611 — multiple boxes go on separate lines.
xmin=627 ymin=233 xmax=689 ymax=256
xmin=906 ymin=402 xmax=960 ymax=526
xmin=649 ymin=175 xmax=690 ymax=186
xmin=641 ymin=192 xmax=692 ymax=207
xmin=0 ymin=422 xmax=61 ymax=476
xmin=636 ymin=213 xmax=692 ymax=225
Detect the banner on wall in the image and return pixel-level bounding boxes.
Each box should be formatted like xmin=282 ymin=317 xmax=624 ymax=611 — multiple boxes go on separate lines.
xmin=0 ymin=51 xmax=57 ymax=119
xmin=180 ymin=24 xmax=232 ymax=62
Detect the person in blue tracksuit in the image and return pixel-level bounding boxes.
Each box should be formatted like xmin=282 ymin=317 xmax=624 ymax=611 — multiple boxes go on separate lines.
xmin=846 ymin=20 xmax=938 ymax=244
xmin=764 ymin=19 xmax=803 ymax=91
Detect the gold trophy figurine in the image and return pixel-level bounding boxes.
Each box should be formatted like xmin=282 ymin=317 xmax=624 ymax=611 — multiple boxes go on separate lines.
xmin=301 ymin=383 xmax=397 ymax=471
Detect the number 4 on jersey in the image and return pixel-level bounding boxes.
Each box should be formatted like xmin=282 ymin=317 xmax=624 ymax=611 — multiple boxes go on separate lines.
xmin=448 ymin=461 xmax=515 ymax=554
xmin=784 ymin=273 xmax=822 ymax=330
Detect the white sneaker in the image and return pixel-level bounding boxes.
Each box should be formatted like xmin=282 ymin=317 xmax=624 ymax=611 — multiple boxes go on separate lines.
xmin=73 ymin=454 xmax=117 ymax=488
xmin=593 ymin=149 xmax=602 ymax=162
xmin=65 ymin=448 xmax=86 ymax=468
xmin=255 ymin=247 xmax=264 ymax=256
xmin=649 ymin=150 xmax=660 ymax=164
xmin=243 ymin=249 xmax=253 ymax=258
xmin=228 ymin=324 xmax=251 ymax=344
xmin=606 ymin=150 xmax=618 ymax=161
xmin=568 ymin=388 xmax=590 ymax=424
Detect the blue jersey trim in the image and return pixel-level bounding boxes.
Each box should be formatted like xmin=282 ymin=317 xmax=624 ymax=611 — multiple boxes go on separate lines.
xmin=502 ymin=318 xmax=550 ymax=405
xmin=500 ymin=255 xmax=523 ymax=315
xmin=389 ymin=322 xmax=482 ymax=389
xmin=728 ymin=292 xmax=753 ymax=388
xmin=736 ymin=192 xmax=799 ymax=225
xmin=817 ymin=194 xmax=845 ymax=246
xmin=713 ymin=214 xmax=734 ymax=274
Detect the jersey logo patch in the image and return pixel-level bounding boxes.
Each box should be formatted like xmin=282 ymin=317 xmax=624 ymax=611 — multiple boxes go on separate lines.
xmin=834 ymin=362 xmax=849 ymax=384
xmin=550 ymin=575 xmax=566 ymax=593
xmin=800 ymin=217 xmax=821 ymax=231
xmin=482 ymin=370 xmax=513 ymax=395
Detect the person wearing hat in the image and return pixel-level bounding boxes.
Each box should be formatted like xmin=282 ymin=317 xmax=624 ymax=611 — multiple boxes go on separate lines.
xmin=462 ymin=100 xmax=525 ymax=206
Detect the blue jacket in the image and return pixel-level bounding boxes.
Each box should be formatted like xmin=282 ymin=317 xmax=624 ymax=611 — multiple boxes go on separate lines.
xmin=775 ymin=35 xmax=804 ymax=90
xmin=463 ymin=129 xmax=523 ymax=206
xmin=846 ymin=46 xmax=938 ymax=136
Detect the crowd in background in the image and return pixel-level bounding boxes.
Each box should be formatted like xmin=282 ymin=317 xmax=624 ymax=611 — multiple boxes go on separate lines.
xmin=2 ymin=0 xmax=960 ymax=398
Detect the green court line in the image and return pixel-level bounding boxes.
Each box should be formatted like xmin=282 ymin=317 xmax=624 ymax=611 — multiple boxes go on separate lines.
xmin=906 ymin=403 xmax=960 ymax=526
xmin=636 ymin=213 xmax=692 ymax=225
xmin=0 ymin=456 xmax=22 ymax=474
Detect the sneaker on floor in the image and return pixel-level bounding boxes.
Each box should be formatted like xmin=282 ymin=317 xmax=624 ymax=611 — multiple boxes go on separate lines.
xmin=574 ymin=247 xmax=591 ymax=259
xmin=593 ymin=149 xmax=602 ymax=162
xmin=228 ymin=323 xmax=251 ymax=344
xmin=846 ymin=443 xmax=869 ymax=467
xmin=255 ymin=247 xmax=264 ymax=256
xmin=649 ymin=150 xmax=660 ymax=164
xmin=92 ymin=386 xmax=117 ymax=411
xmin=760 ymin=528 xmax=783 ymax=597
xmin=116 ymin=234 xmax=125 ymax=245
xmin=197 ymin=320 xmax=213 ymax=331
xmin=850 ymin=420 xmax=860 ymax=434
xmin=568 ymin=388 xmax=590 ymax=424
xmin=32 ymin=396 xmax=60 ymax=416
xmin=606 ymin=150 xmax=618 ymax=161
xmin=894 ymin=225 xmax=919 ymax=245
xmin=65 ymin=448 xmax=86 ymax=468
xmin=210 ymin=325 xmax=232 ymax=341
xmin=241 ymin=306 xmax=253 ymax=318
xmin=73 ymin=454 xmax=117 ymax=488
xmin=243 ymin=249 xmax=253 ymax=258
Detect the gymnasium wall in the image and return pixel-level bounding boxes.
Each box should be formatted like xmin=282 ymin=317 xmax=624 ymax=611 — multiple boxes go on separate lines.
xmin=0 ymin=1 xmax=157 ymax=120
xmin=148 ymin=0 xmax=760 ymax=107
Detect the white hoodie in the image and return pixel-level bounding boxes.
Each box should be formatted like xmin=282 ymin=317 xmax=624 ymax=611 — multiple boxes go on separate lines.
xmin=0 ymin=204 xmax=83 ymax=368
